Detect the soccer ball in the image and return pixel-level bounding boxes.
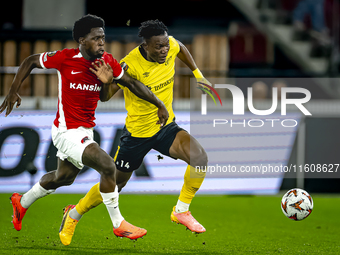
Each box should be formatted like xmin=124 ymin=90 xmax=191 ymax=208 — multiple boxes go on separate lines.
xmin=281 ymin=188 xmax=313 ymax=221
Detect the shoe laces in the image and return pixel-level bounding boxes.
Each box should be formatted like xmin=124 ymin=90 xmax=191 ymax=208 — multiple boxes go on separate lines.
xmin=64 ymin=218 xmax=77 ymax=235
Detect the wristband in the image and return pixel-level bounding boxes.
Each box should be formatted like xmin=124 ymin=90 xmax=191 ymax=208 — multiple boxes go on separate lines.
xmin=193 ymin=68 xmax=204 ymax=79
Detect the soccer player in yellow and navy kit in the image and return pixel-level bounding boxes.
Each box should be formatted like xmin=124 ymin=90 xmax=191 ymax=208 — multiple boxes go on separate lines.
xmin=59 ymin=20 xmax=209 ymax=245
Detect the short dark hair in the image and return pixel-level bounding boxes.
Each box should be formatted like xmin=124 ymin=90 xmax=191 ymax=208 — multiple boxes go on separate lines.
xmin=138 ymin=20 xmax=168 ymax=40
xmin=73 ymin=14 xmax=105 ymax=43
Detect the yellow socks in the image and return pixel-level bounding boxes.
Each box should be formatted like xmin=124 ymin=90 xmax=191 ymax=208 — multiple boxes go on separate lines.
xmin=75 ymin=182 xmax=103 ymax=215
xmin=74 ymin=165 xmax=206 ymax=215
xmin=176 ymin=165 xmax=206 ymax=213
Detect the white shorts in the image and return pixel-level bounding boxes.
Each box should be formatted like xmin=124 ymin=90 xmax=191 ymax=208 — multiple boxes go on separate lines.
xmin=51 ymin=125 xmax=96 ymax=169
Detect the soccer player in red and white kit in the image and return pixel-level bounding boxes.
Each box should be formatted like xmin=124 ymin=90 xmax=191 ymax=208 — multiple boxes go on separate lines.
xmin=0 ymin=14 xmax=168 ymax=241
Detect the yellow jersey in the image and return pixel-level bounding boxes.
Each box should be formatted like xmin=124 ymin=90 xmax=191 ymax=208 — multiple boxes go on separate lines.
xmin=118 ymin=36 xmax=180 ymax=138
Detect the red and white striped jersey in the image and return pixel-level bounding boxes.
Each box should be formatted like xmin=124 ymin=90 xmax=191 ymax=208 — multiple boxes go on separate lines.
xmin=39 ymin=48 xmax=123 ymax=130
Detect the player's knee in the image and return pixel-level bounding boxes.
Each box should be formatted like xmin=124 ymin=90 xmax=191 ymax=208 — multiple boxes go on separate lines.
xmin=99 ymin=160 xmax=116 ymax=177
xmin=191 ymin=147 xmax=208 ymax=168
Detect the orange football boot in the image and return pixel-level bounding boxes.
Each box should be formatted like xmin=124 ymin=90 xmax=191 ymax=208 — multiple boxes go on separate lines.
xmin=113 ymin=220 xmax=147 ymax=240
xmin=10 ymin=193 xmax=28 ymax=231
xmin=171 ymin=206 xmax=206 ymax=233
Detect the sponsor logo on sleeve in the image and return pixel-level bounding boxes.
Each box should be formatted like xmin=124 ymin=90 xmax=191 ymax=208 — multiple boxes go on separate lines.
xmin=120 ymin=62 xmax=129 ymax=72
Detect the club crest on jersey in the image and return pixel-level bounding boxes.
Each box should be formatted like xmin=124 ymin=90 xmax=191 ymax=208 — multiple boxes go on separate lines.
xmin=70 ymin=83 xmax=101 ymax=91
xmin=47 ymin=51 xmax=57 ymax=57
xmin=81 ymin=136 xmax=89 ymax=144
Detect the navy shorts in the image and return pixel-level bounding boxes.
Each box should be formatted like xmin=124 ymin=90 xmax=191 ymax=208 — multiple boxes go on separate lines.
xmin=114 ymin=122 xmax=185 ymax=172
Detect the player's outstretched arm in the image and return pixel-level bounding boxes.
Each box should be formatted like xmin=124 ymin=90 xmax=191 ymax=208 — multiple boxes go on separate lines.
xmin=91 ymin=59 xmax=169 ymax=127
xmin=176 ymin=40 xmax=212 ymax=89
xmin=0 ymin=54 xmax=42 ymax=116
xmin=119 ymin=73 xmax=169 ymax=127
xmin=90 ymin=60 xmax=121 ymax=102
xmin=100 ymin=82 xmax=121 ymax=102
xmin=177 ymin=40 xmax=198 ymax=72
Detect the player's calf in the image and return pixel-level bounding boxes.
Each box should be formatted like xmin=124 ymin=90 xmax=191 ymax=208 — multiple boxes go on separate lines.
xmin=190 ymin=148 xmax=208 ymax=170
xmin=40 ymin=167 xmax=79 ymax=190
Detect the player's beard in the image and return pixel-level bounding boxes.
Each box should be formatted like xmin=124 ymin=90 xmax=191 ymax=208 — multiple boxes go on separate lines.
xmin=82 ymin=47 xmax=103 ymax=60
xmin=95 ymin=49 xmax=105 ymax=58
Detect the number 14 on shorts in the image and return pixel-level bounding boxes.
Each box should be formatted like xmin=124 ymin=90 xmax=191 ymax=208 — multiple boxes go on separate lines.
xmin=116 ymin=160 xmax=130 ymax=169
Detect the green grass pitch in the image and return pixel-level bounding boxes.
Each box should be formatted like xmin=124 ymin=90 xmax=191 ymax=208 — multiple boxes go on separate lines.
xmin=0 ymin=193 xmax=340 ymax=254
